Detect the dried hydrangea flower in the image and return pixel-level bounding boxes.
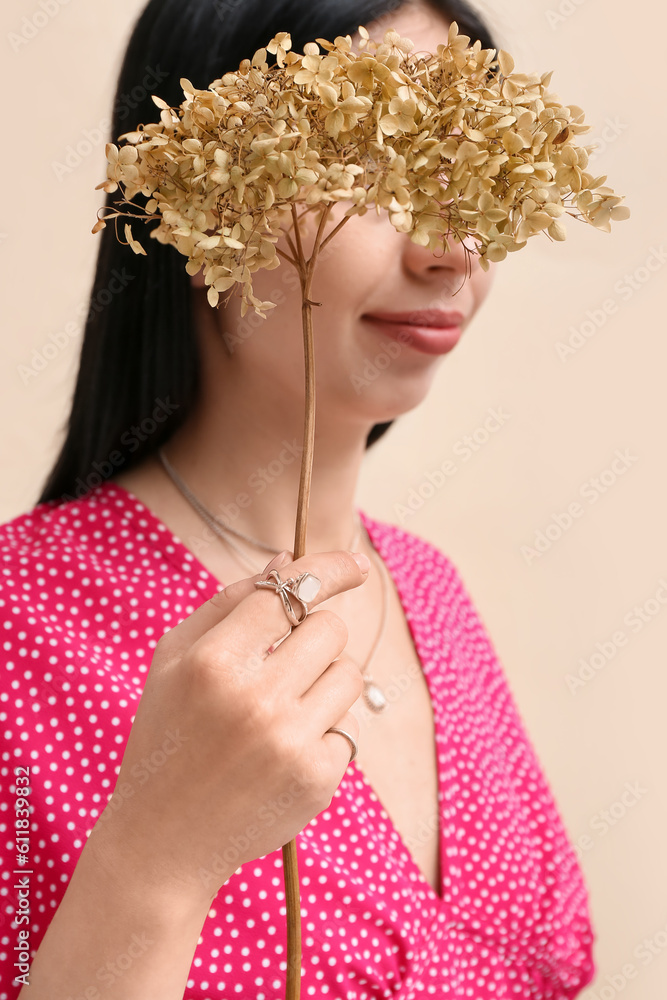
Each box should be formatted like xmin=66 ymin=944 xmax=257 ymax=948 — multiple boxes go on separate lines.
xmin=94 ymin=21 xmax=629 ymax=318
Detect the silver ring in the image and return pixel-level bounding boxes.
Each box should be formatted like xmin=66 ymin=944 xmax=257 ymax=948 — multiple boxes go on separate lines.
xmin=254 ymin=569 xmax=321 ymax=628
xmin=326 ymin=727 xmax=358 ymax=764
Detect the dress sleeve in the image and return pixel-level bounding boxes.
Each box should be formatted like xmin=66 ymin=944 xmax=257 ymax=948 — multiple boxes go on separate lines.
xmin=0 ymin=525 xmax=36 ymax=1000
xmin=443 ymin=550 xmax=596 ymax=997
xmin=0 ymin=515 xmax=86 ymax=1000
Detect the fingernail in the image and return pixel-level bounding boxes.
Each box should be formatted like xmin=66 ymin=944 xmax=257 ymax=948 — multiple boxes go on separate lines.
xmin=351 ymin=551 xmax=370 ymax=574
xmin=262 ymin=550 xmax=292 ymax=575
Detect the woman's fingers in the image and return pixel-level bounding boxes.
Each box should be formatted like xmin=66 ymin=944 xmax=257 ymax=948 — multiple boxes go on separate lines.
xmin=321 ymin=709 xmax=361 ymax=771
xmin=296 ymin=653 xmax=364 ymax=730
xmin=157 ymin=550 xmax=293 ymax=661
xmin=265 ymin=615 xmax=361 ymax=701
xmin=162 ymin=548 xmax=370 ymax=668
xmin=217 ymin=549 xmax=369 ymax=654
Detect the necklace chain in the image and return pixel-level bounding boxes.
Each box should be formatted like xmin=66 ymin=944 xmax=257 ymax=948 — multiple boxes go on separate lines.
xmin=157 ymin=446 xmax=389 ymax=713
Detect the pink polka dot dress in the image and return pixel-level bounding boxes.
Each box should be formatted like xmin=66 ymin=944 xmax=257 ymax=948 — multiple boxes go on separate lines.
xmin=0 ymin=481 xmax=595 ymax=998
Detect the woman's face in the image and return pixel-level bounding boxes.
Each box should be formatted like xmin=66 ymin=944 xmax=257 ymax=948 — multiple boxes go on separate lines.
xmin=198 ymin=1 xmax=496 ymax=433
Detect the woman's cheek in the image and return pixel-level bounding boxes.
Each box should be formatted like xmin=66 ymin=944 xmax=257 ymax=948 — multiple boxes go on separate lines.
xmin=316 ymin=228 xmax=391 ymax=307
xmin=472 ymin=264 xmax=496 ymax=311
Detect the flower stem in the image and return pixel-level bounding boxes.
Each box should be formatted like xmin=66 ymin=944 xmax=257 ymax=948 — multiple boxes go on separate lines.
xmin=292 ymin=267 xmax=317 ymax=560
xmin=289 ymin=202 xmax=333 ymax=559
xmin=282 ymin=203 xmax=334 ymax=1000
xmin=282 ymin=838 xmax=302 ymax=1000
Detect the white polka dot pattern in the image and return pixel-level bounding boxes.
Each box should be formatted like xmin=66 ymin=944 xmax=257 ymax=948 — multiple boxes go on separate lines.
xmin=0 ymin=482 xmax=595 ymax=998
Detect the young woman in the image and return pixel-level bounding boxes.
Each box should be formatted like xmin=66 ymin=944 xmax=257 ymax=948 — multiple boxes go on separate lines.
xmin=1 ymin=0 xmax=596 ymax=997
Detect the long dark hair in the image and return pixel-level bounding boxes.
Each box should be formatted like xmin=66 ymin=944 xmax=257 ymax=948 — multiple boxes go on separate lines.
xmin=38 ymin=0 xmax=497 ymax=504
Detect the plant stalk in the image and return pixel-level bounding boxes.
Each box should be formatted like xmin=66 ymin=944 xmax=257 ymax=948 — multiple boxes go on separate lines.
xmin=283 ymin=255 xmax=316 ymax=1000
xmin=282 ymin=203 xmax=339 ymax=1000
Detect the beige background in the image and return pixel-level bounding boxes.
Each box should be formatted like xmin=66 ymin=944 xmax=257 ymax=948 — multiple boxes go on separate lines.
xmin=1 ymin=0 xmax=665 ymax=995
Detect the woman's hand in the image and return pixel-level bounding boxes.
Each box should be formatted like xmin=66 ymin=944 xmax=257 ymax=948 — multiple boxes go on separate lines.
xmin=89 ymin=548 xmax=370 ymax=907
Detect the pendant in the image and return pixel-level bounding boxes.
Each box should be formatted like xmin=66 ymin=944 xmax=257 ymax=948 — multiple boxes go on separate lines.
xmin=363 ymin=679 xmax=387 ymax=713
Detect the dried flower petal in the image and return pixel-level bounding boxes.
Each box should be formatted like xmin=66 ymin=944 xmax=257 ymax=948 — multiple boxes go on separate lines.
xmin=124 ymin=223 xmax=146 ymax=256
xmin=93 ymin=22 xmax=628 ymax=315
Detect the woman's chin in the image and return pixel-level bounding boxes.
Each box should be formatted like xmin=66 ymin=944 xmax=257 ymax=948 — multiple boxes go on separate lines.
xmin=349 ymin=375 xmax=438 ymax=423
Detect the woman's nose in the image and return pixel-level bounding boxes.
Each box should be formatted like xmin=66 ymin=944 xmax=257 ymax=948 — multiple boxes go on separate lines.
xmin=400 ymin=225 xmax=478 ymax=289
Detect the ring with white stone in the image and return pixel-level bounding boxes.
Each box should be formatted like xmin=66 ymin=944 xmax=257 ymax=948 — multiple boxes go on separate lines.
xmin=254 ymin=569 xmax=322 ymax=628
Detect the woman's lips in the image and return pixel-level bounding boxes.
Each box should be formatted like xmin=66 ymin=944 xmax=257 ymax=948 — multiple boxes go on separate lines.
xmin=362 ymin=310 xmax=465 ymax=356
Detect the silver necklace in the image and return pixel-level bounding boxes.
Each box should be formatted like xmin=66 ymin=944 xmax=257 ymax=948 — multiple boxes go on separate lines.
xmin=157 ymin=446 xmax=389 ymax=713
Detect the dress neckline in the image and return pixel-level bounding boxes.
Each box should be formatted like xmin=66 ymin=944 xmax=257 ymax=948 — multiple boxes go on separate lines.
xmin=92 ymin=478 xmax=447 ymax=904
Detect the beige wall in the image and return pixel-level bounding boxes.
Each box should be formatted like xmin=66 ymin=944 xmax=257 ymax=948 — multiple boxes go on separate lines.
xmin=1 ymin=1 xmax=665 ymax=995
